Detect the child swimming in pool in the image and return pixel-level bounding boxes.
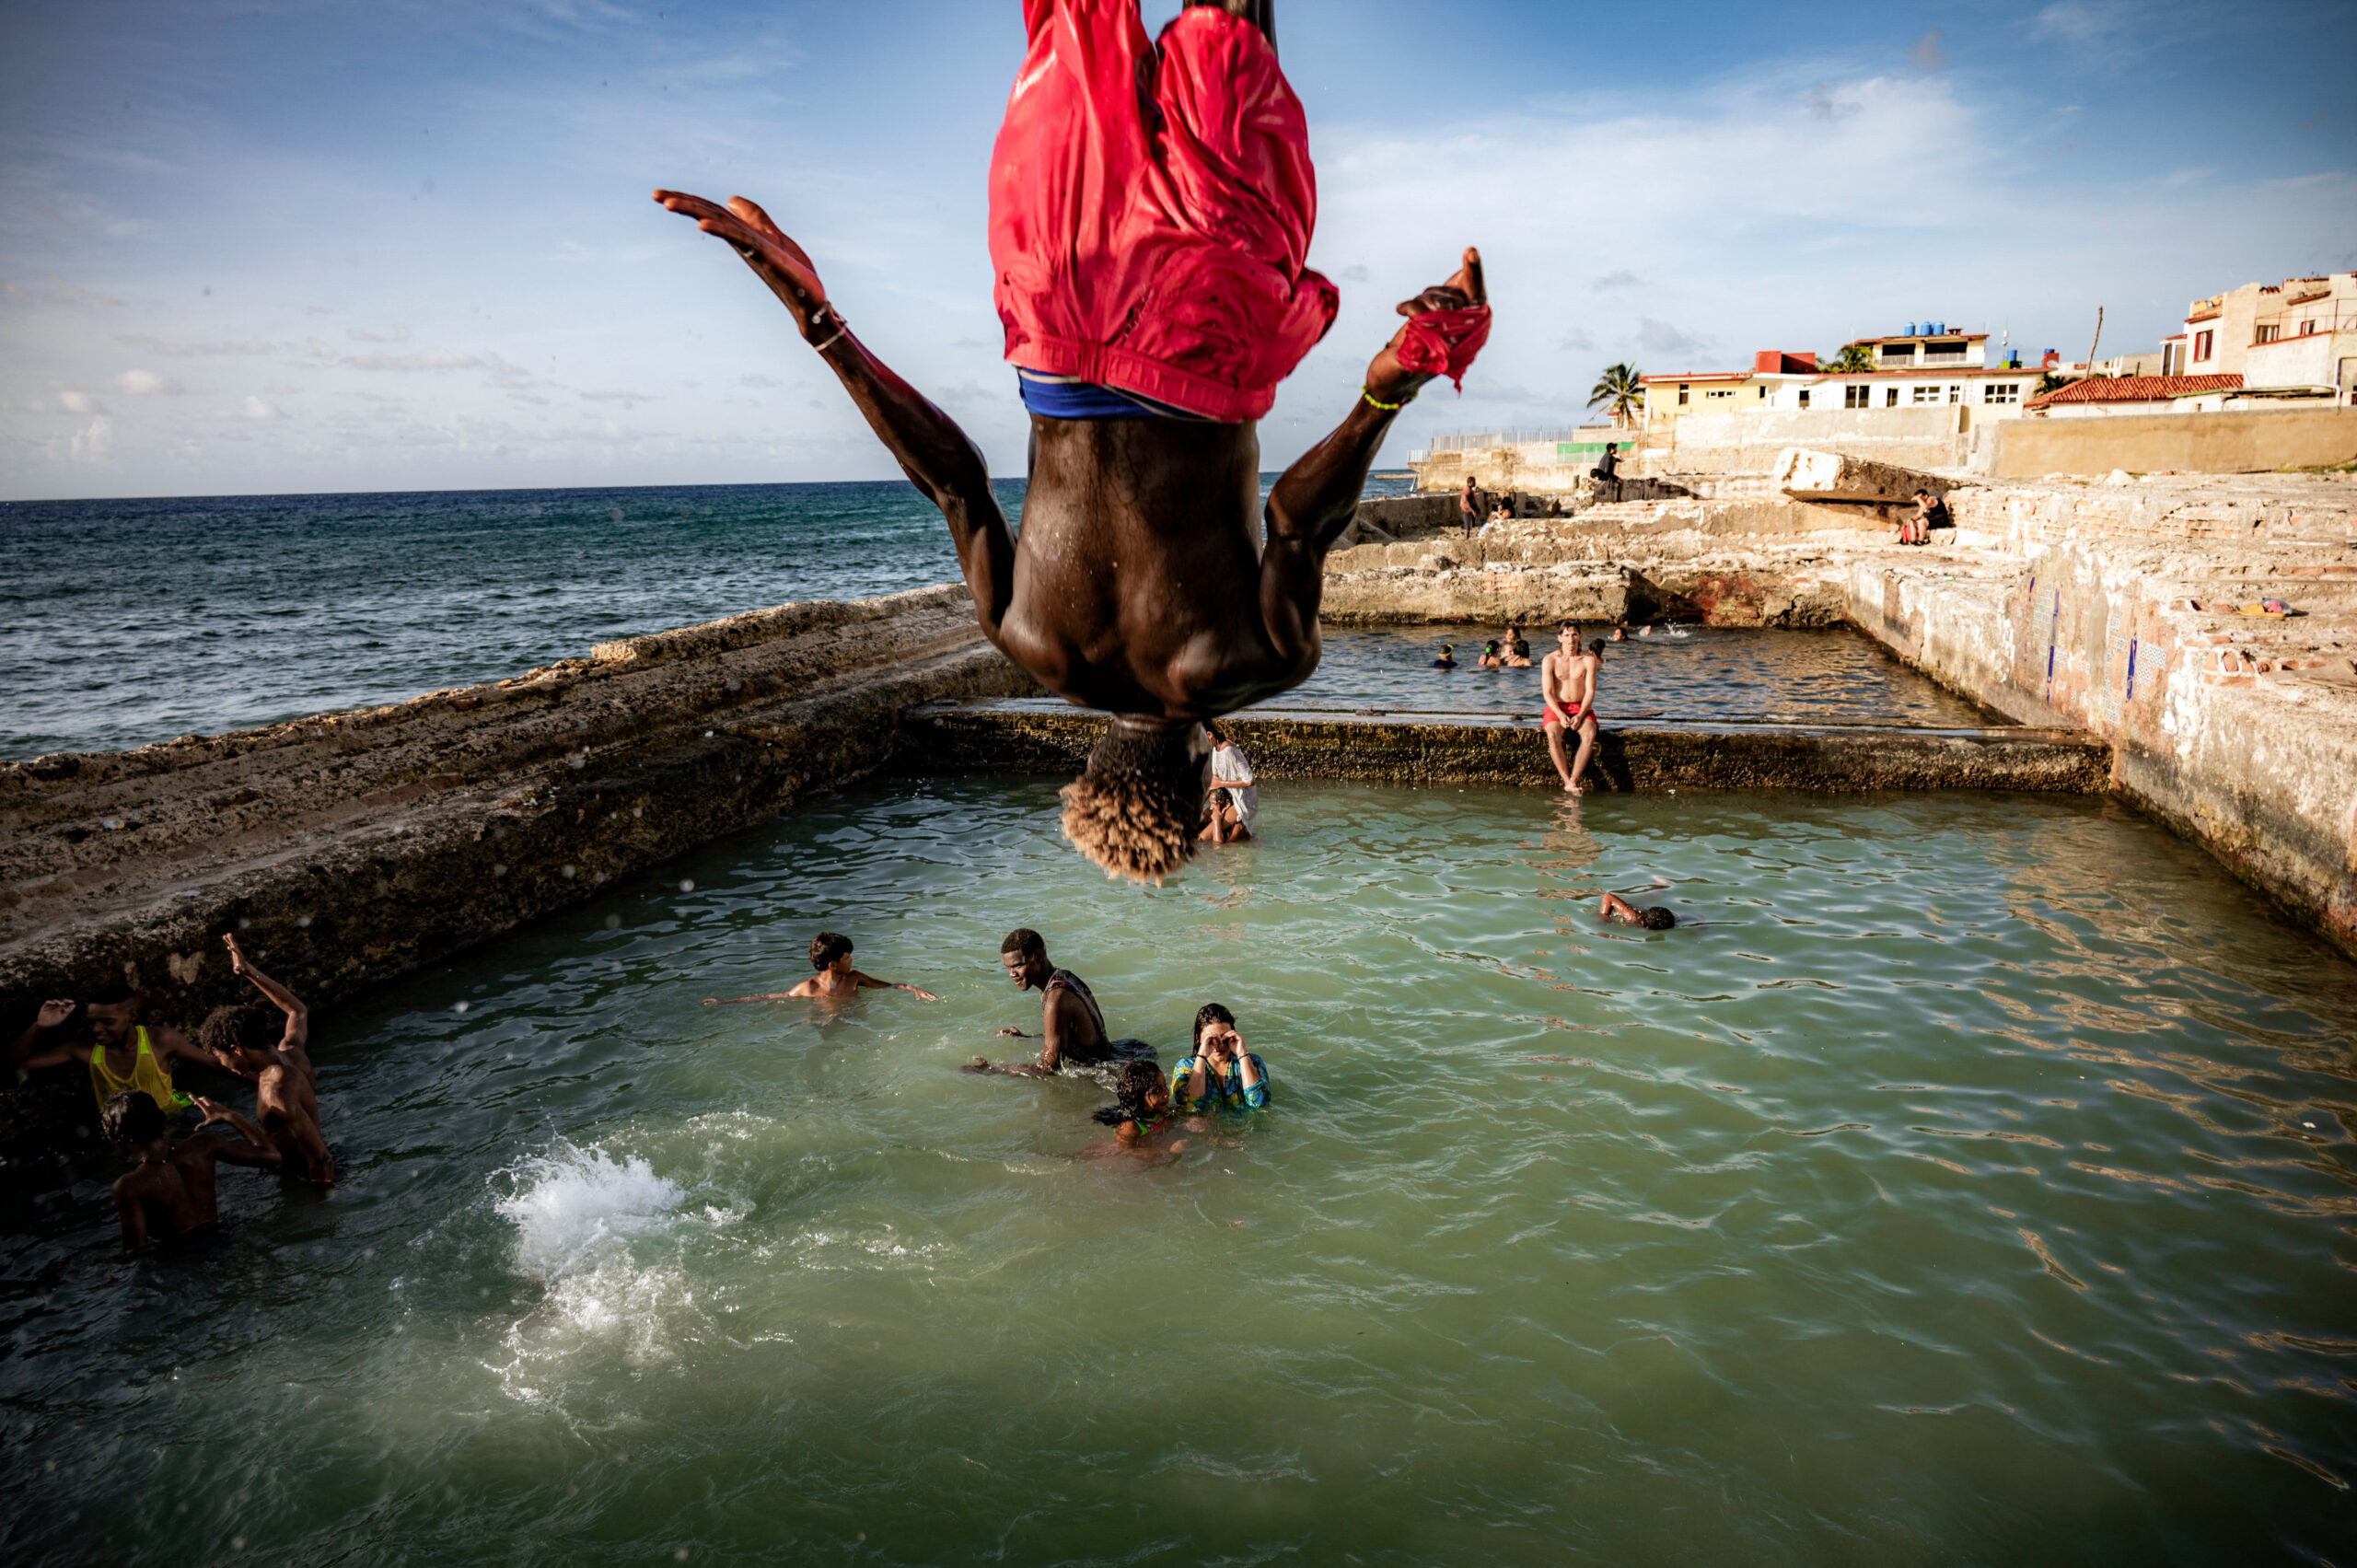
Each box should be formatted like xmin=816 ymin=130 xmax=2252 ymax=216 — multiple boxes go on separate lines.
xmin=704 ymin=932 xmax=939 ymax=1005
xmin=1082 ymin=1060 xmax=1187 ymax=1160
xmin=1599 ymin=891 xmax=1678 ymax=930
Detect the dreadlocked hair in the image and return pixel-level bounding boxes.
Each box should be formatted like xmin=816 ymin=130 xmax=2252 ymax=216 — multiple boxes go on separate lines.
xmin=1059 ymin=721 xmax=1204 ymax=885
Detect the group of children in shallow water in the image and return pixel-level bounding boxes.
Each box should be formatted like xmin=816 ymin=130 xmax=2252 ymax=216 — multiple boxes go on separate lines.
xmin=710 ymin=924 xmax=1270 ymax=1160
xmin=19 ymin=714 xmax=1678 ymax=1252
xmin=9 ymin=935 xmax=335 ymax=1254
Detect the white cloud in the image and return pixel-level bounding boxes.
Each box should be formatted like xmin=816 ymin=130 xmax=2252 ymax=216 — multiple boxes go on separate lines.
xmin=59 ymin=390 xmax=107 ymax=414
xmin=115 ymin=333 xmax=276 ymax=356
xmin=114 ymin=369 xmax=183 ymax=395
xmin=4 ymin=275 xmax=125 ymax=309
xmin=69 ymin=415 xmax=113 ymax=461
xmin=346 ymin=326 xmax=412 ymax=343
xmin=341 ymin=349 xmax=481 ymax=371
xmin=2034 ymin=2 xmax=2131 ymax=42
xmin=1637 ymin=319 xmax=1715 ymax=360
xmin=222 ymin=395 xmax=287 ymax=421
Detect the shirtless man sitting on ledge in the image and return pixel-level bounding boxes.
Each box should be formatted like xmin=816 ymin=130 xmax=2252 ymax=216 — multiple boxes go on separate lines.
xmin=655 ymin=0 xmax=1490 ymax=883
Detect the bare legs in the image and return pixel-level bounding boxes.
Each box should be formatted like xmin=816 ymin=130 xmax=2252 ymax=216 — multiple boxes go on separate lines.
xmin=1545 ymin=714 xmax=1596 ymax=795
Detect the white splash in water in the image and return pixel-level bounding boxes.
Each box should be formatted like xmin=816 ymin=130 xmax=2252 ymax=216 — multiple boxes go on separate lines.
xmin=488 ymin=1142 xmax=744 ymax=1391
xmin=497 ymin=1142 xmax=685 ymax=1283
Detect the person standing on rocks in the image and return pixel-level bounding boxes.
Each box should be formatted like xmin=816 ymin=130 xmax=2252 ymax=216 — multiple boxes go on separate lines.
xmin=654 ymin=0 xmax=1490 ymax=886
xmin=1540 ymin=620 xmax=1602 ymax=795
xmin=965 ymin=928 xmax=1151 ymax=1077
xmin=1459 ymin=476 xmax=1481 ymax=538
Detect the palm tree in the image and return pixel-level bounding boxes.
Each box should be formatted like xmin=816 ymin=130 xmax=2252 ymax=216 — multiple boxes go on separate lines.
xmin=1587 ymin=363 xmax=1644 ymax=428
xmin=1822 ymin=342 xmax=1875 ymax=374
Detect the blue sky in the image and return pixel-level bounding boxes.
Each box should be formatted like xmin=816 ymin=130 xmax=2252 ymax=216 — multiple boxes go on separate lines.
xmin=3 ymin=0 xmax=2351 ymax=500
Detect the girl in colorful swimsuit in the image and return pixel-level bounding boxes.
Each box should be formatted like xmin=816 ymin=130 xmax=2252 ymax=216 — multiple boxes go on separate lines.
xmin=1170 ymin=1004 xmax=1269 ymax=1115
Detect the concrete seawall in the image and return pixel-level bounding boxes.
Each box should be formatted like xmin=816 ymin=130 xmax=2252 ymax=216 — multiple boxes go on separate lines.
xmin=900 ymin=703 xmax=2111 ymax=795
xmin=1 ymin=586 xmax=1034 ymax=1026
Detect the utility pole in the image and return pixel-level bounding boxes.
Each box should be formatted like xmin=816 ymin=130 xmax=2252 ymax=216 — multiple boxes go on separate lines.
xmin=2085 ymin=306 xmax=2105 ymax=378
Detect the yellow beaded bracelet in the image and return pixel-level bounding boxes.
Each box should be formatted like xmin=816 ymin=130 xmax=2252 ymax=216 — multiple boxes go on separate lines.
xmin=1362 ymin=386 xmax=1412 ymax=412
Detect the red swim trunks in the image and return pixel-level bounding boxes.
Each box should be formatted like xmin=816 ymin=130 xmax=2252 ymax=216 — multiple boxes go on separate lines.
xmin=988 ymin=1 xmax=1340 ymax=423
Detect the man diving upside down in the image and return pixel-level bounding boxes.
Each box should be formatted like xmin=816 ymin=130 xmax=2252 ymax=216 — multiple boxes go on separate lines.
xmin=655 ymin=0 xmax=1490 ymax=882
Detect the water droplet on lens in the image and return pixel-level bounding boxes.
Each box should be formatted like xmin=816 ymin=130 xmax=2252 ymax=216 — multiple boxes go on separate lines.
xmin=679 ymin=878 xmax=695 ymax=893
xmin=561 ymin=865 xmax=576 ymax=879
xmin=296 ymin=914 xmax=311 ymax=928
xmin=453 ymin=1000 xmax=469 ymax=1014
xmin=604 ymin=914 xmax=621 ymax=930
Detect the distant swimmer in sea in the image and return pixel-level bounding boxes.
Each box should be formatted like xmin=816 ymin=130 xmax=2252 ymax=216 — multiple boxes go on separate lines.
xmin=966 ymin=927 xmax=1152 ymax=1077
xmin=1476 ymin=641 xmax=1504 ymax=671
xmin=1432 ymin=643 xmax=1457 ymax=670
xmin=102 ymin=1090 xmax=280 ymax=1256
xmin=1599 ymin=891 xmax=1678 ymax=930
xmin=705 ymin=931 xmax=940 ymax=1005
xmin=1540 ymin=620 xmax=1602 ymax=795
xmin=654 ymin=0 xmax=1490 ymax=885
xmin=1608 ymin=626 xmax=1627 ymax=643
xmin=16 ymin=989 xmax=238 ymax=1118
xmin=1502 ymin=630 xmax=1532 ymax=668
xmin=203 ymin=934 xmax=333 ymax=1186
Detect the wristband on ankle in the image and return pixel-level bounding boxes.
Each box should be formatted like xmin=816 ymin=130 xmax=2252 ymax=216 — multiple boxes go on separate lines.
xmin=1362 ymin=386 xmax=1413 ymax=412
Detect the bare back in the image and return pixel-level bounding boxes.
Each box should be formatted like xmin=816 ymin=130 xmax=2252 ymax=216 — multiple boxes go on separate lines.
xmin=998 ymin=420 xmax=1317 ymax=719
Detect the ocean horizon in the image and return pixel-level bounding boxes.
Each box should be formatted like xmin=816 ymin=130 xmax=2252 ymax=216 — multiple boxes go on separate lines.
xmin=0 ymin=474 xmax=1416 ymax=761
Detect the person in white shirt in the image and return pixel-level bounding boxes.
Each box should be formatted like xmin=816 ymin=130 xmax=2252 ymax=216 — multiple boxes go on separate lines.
xmin=1199 ymin=723 xmax=1260 ymax=843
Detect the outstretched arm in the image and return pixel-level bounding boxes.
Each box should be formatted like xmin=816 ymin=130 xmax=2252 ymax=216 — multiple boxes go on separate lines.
xmin=1260 ymin=249 xmax=1488 ymax=661
xmin=11 ymin=999 xmax=75 ymax=1067
xmin=853 ymin=971 xmax=940 ymax=1001
xmin=653 ymin=191 xmax=1016 ymax=637
xmin=224 ymin=935 xmax=308 ymax=1051
xmin=193 ymin=1098 xmax=281 ymax=1168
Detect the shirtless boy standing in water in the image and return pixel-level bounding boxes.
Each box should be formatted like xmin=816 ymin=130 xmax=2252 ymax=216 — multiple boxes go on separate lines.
xmin=1540 ymin=621 xmax=1602 ymax=795
xmin=705 ymin=932 xmax=940 ymax=1004
xmin=654 ymin=0 xmax=1490 ymax=883
xmin=215 ymin=934 xmax=333 ymax=1185
xmin=105 ymin=1090 xmax=280 ymax=1255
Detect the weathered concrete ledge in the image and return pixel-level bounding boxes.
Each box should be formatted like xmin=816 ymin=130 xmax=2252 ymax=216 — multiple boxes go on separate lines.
xmin=1 ymin=585 xmax=1035 ymax=1028
xmin=897 ymin=701 xmax=2111 ymax=795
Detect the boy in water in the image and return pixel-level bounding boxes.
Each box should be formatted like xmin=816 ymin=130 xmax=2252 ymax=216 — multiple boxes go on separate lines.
xmin=1540 ymin=621 xmax=1602 ymax=795
xmin=1600 ymin=892 xmax=1678 ymax=930
xmin=16 ymin=990 xmax=241 ymax=1118
xmin=655 ymin=0 xmax=1490 ymax=885
xmin=203 ymin=934 xmax=334 ymax=1186
xmin=104 ymin=1089 xmax=281 ymax=1255
xmin=705 ymin=932 xmax=940 ymax=1004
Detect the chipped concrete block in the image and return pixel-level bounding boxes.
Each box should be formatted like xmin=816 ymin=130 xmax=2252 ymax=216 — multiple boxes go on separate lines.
xmin=1774 ymin=448 xmax=1952 ymax=505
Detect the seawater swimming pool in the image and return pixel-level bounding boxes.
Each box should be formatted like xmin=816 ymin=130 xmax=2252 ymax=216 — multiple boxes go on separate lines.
xmin=4 ymin=777 xmax=2352 ymax=1564
xmin=1304 ymin=624 xmax=1998 ymax=727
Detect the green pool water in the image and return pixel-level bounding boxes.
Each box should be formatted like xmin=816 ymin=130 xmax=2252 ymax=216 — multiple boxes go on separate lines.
xmin=5 ymin=779 xmax=2353 ymax=1564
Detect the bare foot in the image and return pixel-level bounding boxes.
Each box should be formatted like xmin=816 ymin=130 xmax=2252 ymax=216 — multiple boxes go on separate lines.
xmin=1365 ymin=247 xmax=1486 ymax=403
xmin=961 ymin=1056 xmax=992 ymax=1074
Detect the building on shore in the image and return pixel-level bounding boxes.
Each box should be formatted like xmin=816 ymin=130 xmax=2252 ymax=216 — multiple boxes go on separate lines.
xmin=2021 ymin=374 xmax=2245 ymax=417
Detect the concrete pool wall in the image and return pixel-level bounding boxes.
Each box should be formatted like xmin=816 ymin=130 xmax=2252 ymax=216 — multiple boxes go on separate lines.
xmin=3 ymin=470 xmax=2352 ymax=1156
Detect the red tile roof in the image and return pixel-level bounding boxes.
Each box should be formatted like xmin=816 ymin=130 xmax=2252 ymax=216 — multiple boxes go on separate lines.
xmin=2023 ymin=374 xmax=2241 ymax=411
